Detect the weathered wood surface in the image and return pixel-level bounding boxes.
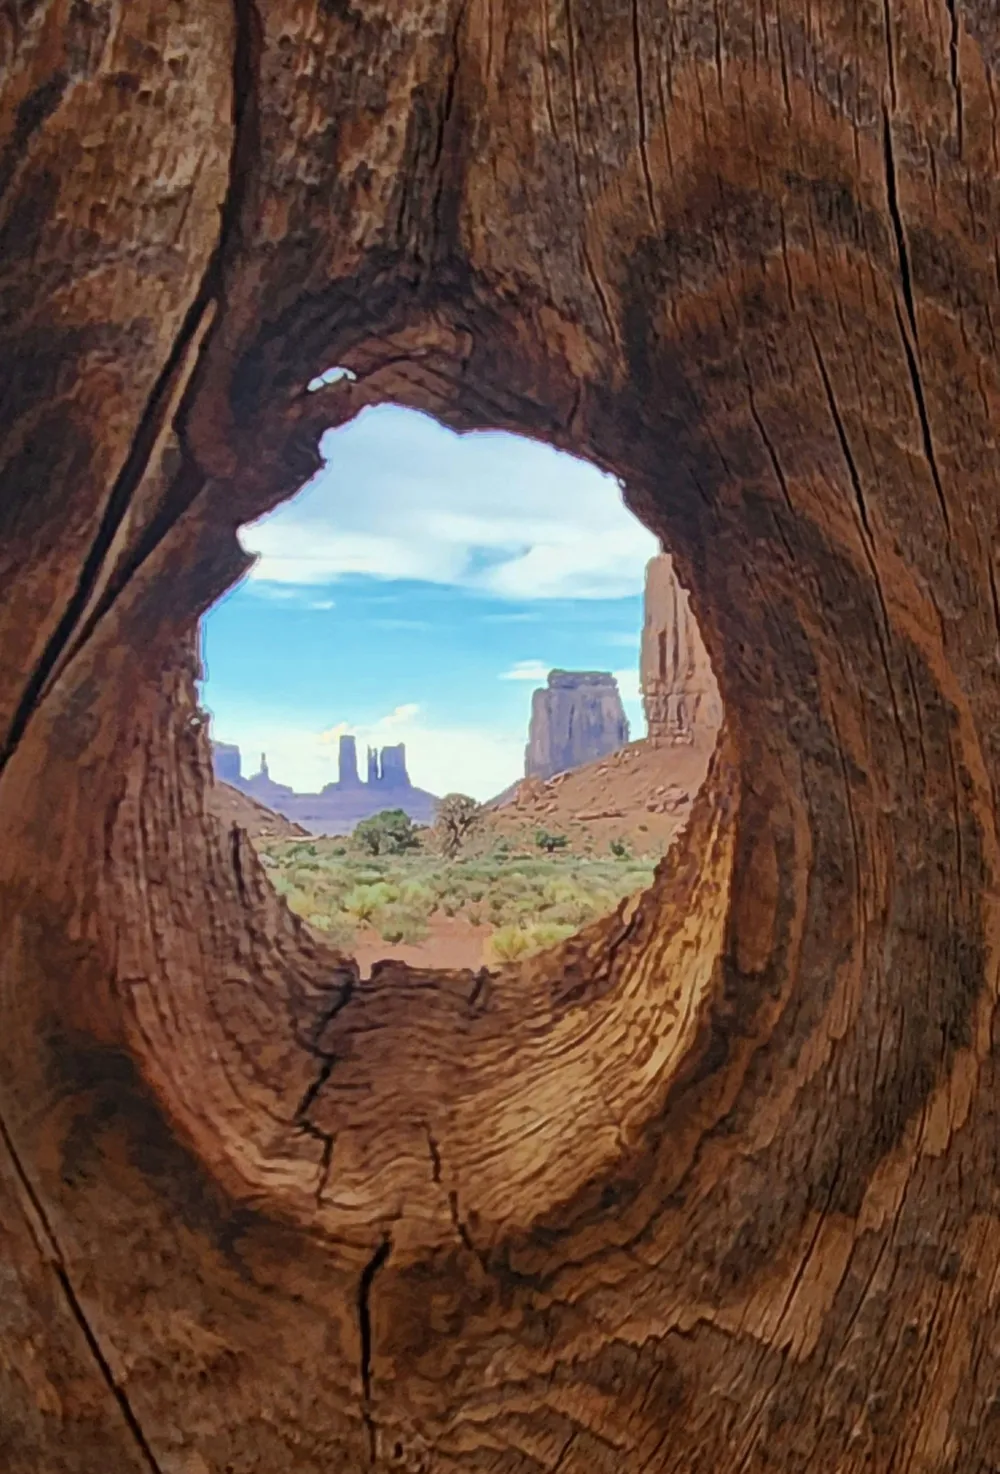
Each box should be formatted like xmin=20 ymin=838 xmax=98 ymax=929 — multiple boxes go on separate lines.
xmin=2 ymin=1 xmax=1000 ymax=1469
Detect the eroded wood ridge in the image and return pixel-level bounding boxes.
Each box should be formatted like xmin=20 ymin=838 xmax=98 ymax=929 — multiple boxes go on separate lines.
xmin=1 ymin=0 xmax=1000 ymax=1468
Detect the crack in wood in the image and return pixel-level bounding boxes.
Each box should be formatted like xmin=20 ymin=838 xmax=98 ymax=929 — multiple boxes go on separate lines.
xmin=809 ymin=327 xmax=908 ymax=744
xmin=0 ymin=0 xmax=266 ymax=775
xmin=629 ymin=0 xmax=658 ymax=228
xmin=358 ymin=1234 xmax=392 ymax=1464
xmin=293 ymin=980 xmax=354 ymax=1203
xmin=944 ymin=0 xmax=963 ymax=155
xmin=0 ymin=1111 xmax=165 ymax=1474
xmin=881 ymin=0 xmax=898 ymax=111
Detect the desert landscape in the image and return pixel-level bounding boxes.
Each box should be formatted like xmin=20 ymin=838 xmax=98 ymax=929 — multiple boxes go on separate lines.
xmin=217 ymin=551 xmax=721 ymax=972
xmin=255 ymin=729 xmax=716 ymax=974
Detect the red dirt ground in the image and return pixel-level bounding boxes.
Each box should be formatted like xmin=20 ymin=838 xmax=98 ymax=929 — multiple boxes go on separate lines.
xmin=351 ymin=915 xmax=492 ymax=977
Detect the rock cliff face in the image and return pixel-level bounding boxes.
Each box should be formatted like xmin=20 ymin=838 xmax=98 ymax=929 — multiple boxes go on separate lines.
xmin=376 ymin=743 xmax=408 ymax=787
xmin=525 ymin=670 xmax=629 ymax=780
xmin=640 ymin=553 xmax=722 ymax=743
xmin=211 ymin=740 xmax=243 ymax=785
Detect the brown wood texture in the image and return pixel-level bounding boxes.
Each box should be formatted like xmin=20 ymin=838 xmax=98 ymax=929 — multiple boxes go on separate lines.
xmin=3 ymin=1 xmax=1000 ymax=1469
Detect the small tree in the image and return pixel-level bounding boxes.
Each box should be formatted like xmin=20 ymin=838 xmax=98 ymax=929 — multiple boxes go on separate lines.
xmin=535 ymin=829 xmax=568 ymax=854
xmin=436 ymin=793 xmax=482 ymax=858
xmin=353 ymin=808 xmax=420 ymax=856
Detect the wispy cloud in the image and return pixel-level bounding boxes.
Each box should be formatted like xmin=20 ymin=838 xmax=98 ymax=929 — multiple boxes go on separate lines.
xmin=499 ymin=660 xmax=551 ymax=683
xmin=318 ymin=703 xmax=420 ymax=747
xmin=245 ymin=583 xmax=305 ymax=602
xmin=239 ymin=405 xmax=660 ymax=600
xmin=376 ymin=702 xmax=420 ymax=731
xmin=242 ymin=582 xmax=336 ymax=611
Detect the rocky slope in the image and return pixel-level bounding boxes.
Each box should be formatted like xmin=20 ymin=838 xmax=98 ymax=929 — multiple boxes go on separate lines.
xmin=207 ymin=781 xmax=308 ymax=841
xmin=489 ymin=730 xmax=720 ymax=857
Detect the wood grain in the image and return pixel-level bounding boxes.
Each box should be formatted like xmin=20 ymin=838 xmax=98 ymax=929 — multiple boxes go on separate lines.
xmin=2 ymin=1 xmax=1000 ymax=1468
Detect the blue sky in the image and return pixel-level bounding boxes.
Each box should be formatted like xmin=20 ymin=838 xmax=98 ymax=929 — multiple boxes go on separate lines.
xmin=200 ymin=405 xmax=659 ymax=800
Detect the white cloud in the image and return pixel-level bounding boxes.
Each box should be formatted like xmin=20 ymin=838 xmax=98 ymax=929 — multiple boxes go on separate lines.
xmin=239 ymin=405 xmax=660 ymax=600
xmin=499 ymin=659 xmax=551 ymax=682
xmin=613 ymin=667 xmax=646 ymax=741
xmin=376 ymin=702 xmax=420 ymax=732
xmin=242 ymin=583 xmax=336 ymax=610
xmin=391 ymin=724 xmax=524 ymax=801
xmin=613 ymin=668 xmax=642 ymax=704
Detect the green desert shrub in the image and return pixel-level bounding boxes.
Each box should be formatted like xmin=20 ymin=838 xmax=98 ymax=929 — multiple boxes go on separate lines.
xmin=353 ymin=809 xmax=421 ymax=856
xmin=487 ymin=925 xmax=535 ymax=962
xmin=259 ymin=834 xmax=659 ymax=949
xmin=306 ymin=913 xmax=357 ymax=950
xmin=535 ymin=830 xmax=568 ymax=853
xmin=351 ymin=865 xmax=388 ymax=887
xmin=545 ymin=894 xmax=598 ymax=929
xmin=434 ymin=793 xmax=483 ymax=857
xmin=528 ymin=921 xmax=577 ymax=950
xmin=342 ymin=883 xmax=392 ymax=923
xmin=488 ymin=921 xmax=577 ymax=963
xmin=397 ymin=880 xmax=436 ymax=917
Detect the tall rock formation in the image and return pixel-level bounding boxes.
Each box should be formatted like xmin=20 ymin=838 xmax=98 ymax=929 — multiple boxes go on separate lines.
xmin=640 ymin=552 xmax=722 ymax=743
xmin=338 ymin=735 xmax=361 ymax=787
xmin=377 ymin=743 xmax=409 ymax=788
xmin=211 ymin=740 xmax=242 ymax=785
xmin=525 ymin=670 xmax=629 ymax=780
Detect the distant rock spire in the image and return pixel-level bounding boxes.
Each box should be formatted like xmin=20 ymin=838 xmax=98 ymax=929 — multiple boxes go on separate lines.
xmin=338 ymin=734 xmax=360 ymax=787
xmin=379 ymin=743 xmax=409 ymax=788
xmin=260 ymin=751 xmax=269 ymax=778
